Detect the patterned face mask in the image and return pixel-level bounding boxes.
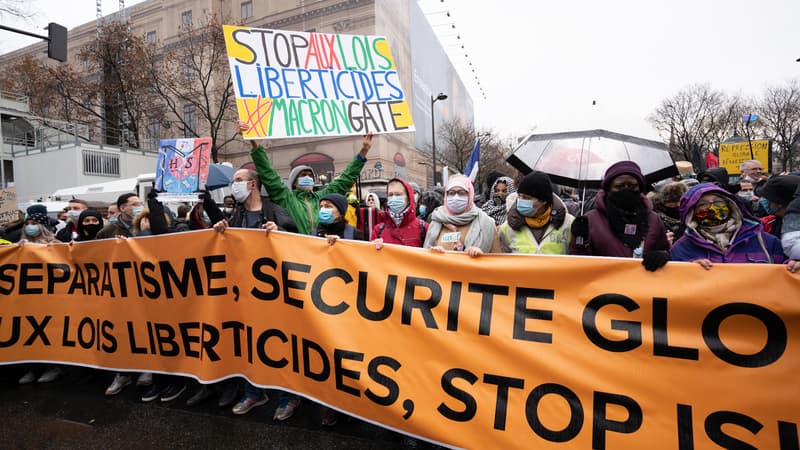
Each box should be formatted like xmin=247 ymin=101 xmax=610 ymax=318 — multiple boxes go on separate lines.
xmin=694 ymin=202 xmax=730 ymax=226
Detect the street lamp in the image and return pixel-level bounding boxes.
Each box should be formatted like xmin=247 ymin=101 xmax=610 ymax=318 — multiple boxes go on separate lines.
xmin=430 ymin=92 xmax=448 ymax=187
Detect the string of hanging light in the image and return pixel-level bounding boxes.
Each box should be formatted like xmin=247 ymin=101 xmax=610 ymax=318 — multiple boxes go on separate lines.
xmin=419 ymin=0 xmax=487 ymax=101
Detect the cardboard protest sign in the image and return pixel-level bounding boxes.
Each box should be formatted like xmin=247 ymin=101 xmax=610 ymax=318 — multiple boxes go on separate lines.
xmin=1 ymin=230 xmax=798 ymax=449
xmin=718 ymin=140 xmax=771 ymax=174
xmin=223 ymin=25 xmax=415 ymax=139
xmin=0 ymin=188 xmax=18 ymax=225
xmin=154 ymin=138 xmax=212 ymax=199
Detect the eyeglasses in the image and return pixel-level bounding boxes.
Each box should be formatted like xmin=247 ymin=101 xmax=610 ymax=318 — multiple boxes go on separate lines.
xmin=446 ymin=190 xmax=469 ymax=198
xmin=745 ymin=167 xmax=763 ymax=172
xmin=696 ymin=200 xmax=727 ymax=210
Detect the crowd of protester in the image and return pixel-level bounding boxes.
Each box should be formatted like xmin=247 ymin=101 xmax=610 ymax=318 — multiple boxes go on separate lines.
xmin=2 ymin=117 xmax=799 ymax=435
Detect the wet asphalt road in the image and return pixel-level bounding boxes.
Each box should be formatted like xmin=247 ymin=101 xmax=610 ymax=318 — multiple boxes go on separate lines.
xmin=0 ymin=365 xmax=423 ymax=449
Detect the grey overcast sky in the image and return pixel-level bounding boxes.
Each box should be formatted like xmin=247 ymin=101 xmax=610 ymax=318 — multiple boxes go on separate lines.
xmin=3 ymin=0 xmax=800 ymax=143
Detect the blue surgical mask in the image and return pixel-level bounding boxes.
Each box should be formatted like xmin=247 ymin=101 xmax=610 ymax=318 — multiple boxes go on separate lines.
xmin=297 ymin=176 xmax=315 ymax=189
xmin=516 ymin=198 xmax=535 ymax=216
xmin=318 ymin=207 xmax=335 ymax=225
xmin=387 ymin=196 xmax=407 ymax=214
xmin=24 ymin=224 xmax=41 ymax=236
xmin=132 ymin=206 xmax=145 ymax=217
xmin=759 ymin=197 xmax=777 ymax=215
xmin=446 ymin=196 xmax=469 ymax=214
xmin=109 ymin=216 xmax=119 ymax=225
xmin=418 ymin=205 xmax=427 ymax=216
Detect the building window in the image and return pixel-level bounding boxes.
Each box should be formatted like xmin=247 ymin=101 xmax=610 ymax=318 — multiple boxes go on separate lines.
xmin=146 ymin=31 xmax=156 ymax=43
xmin=83 ymin=149 xmax=120 ymax=177
xmin=148 ymin=119 xmax=160 ymax=152
xmin=181 ymin=10 xmax=192 ymax=29
xmin=241 ymin=1 xmax=253 ymax=19
xmin=183 ymin=104 xmax=196 ymax=138
xmin=181 ymin=55 xmax=195 ymax=80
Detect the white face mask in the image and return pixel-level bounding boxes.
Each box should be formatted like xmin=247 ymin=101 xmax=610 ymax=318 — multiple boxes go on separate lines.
xmin=231 ymin=181 xmax=250 ymax=202
xmin=447 ymin=196 xmax=469 ymax=214
xmin=67 ymin=209 xmax=82 ymax=222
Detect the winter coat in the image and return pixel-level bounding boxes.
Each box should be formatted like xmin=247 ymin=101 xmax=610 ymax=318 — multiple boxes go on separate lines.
xmin=497 ymin=194 xmax=574 ymax=255
xmin=224 ymin=195 xmax=297 ymax=232
xmin=370 ymin=178 xmax=427 ymax=247
xmin=251 ymin=145 xmax=366 ymax=235
xmin=569 ymin=191 xmax=669 ymax=257
xmin=670 ymin=183 xmax=786 ymax=264
xmin=313 ymin=220 xmax=364 ymax=241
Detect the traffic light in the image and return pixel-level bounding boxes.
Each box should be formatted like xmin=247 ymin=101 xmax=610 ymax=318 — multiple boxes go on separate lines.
xmin=47 ymin=23 xmax=67 ymax=62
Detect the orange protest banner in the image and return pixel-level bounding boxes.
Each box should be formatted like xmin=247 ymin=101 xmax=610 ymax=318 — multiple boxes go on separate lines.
xmin=0 ymin=230 xmax=798 ymax=449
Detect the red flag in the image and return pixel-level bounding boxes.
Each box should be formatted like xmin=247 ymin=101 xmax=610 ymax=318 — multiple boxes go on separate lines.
xmin=705 ymin=152 xmax=719 ymax=168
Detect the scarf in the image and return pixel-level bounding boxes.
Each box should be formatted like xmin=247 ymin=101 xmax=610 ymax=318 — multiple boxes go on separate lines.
xmin=423 ymin=205 xmax=496 ymax=252
xmin=481 ymin=176 xmax=516 ymax=225
xmin=604 ymin=194 xmax=648 ymax=249
xmin=389 ymin=207 xmax=407 ymax=226
xmin=687 ymin=201 xmax=743 ymax=251
xmin=524 ymin=206 xmax=552 ymax=229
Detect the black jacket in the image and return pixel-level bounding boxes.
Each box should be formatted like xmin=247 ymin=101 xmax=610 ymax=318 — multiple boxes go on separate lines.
xmin=205 ymin=195 xmax=297 ymax=232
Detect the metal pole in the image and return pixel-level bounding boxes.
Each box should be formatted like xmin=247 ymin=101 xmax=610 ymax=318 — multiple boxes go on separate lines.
xmin=430 ymin=95 xmax=436 ymax=188
xmin=0 ymin=113 xmax=4 ymax=188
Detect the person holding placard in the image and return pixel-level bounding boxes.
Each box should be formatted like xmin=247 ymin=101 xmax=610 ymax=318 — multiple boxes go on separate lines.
xmin=242 ymin=121 xmax=373 ymax=236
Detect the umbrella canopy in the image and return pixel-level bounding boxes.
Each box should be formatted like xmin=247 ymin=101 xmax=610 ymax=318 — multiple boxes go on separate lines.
xmin=206 ymin=163 xmax=236 ymax=191
xmin=507 ymin=129 xmax=678 ymax=189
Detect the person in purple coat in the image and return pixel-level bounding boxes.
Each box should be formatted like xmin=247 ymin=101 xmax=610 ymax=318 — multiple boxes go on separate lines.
xmin=670 ymin=183 xmax=786 ymax=269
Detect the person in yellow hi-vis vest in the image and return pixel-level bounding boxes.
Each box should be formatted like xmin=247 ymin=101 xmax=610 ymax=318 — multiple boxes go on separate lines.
xmin=345 ymin=188 xmax=359 ymax=227
xmin=496 ymin=171 xmax=574 ymax=255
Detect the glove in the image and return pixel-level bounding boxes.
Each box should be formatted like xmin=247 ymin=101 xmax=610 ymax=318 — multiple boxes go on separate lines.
xmin=147 ymin=188 xmax=160 ymax=200
xmin=571 ymin=216 xmax=589 ymax=244
xmin=642 ymin=250 xmax=670 ymax=272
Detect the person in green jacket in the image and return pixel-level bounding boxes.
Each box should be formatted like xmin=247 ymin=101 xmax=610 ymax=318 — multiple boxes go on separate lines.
xmin=240 ymin=121 xmax=373 ymax=235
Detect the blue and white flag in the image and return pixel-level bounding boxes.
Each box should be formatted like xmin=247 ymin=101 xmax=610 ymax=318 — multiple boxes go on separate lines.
xmin=464 ymin=138 xmax=481 ymax=182
xmin=742 ymin=113 xmax=759 ymax=123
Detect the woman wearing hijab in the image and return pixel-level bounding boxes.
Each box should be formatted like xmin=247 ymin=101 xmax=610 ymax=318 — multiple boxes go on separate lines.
xmin=423 ymin=174 xmax=496 ymax=257
xmin=481 ymin=176 xmax=516 ymax=226
xmin=670 ymin=183 xmax=786 ymax=268
xmin=497 ymin=172 xmax=574 ymax=255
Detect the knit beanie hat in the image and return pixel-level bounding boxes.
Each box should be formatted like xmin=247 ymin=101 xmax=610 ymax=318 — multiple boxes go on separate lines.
xmin=759 ymin=175 xmax=800 ymax=206
xmin=601 ymin=161 xmax=646 ymax=192
xmin=287 ymin=165 xmax=315 ymax=189
xmin=517 ymin=172 xmax=553 ymax=202
xmin=26 ymin=211 xmax=50 ymax=226
xmin=321 ymin=193 xmax=348 ymax=216
xmin=26 ymin=204 xmax=48 ymax=218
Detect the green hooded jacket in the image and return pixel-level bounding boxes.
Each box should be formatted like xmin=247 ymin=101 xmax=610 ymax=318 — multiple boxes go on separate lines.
xmin=250 ymin=145 xmax=366 ymax=235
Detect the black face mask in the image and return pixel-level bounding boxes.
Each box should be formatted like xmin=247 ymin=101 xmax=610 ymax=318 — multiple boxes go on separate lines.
xmin=83 ymin=224 xmax=103 ymax=240
xmin=662 ymin=206 xmax=680 ymax=219
xmin=607 ymin=188 xmax=642 ymax=211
